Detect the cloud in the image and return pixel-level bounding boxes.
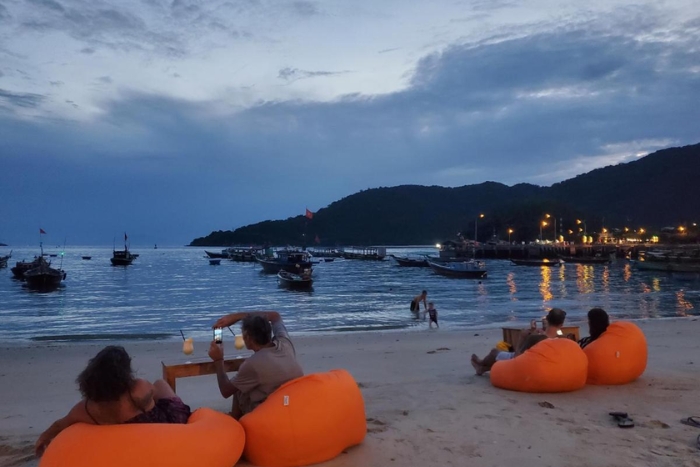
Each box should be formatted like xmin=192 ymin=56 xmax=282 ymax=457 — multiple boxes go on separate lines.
xmin=278 ymin=67 xmax=350 ymax=82
xmin=0 ymin=3 xmax=10 ymax=21
xmin=97 ymin=75 xmax=113 ymax=84
xmin=0 ymin=88 xmax=45 ymax=108
xmin=49 ymin=80 xmax=63 ymax=86
xmin=80 ymin=47 xmax=96 ymax=54
xmin=290 ymin=1 xmax=318 ymax=17
xmin=27 ymin=0 xmax=65 ymax=13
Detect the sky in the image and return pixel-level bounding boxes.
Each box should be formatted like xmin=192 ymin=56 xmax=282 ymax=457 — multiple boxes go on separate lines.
xmin=1 ymin=0 xmax=699 ymax=246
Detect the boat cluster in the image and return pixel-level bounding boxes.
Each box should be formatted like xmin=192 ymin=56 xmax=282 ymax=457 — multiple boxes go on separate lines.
xmin=3 ymin=250 xmax=67 ymax=291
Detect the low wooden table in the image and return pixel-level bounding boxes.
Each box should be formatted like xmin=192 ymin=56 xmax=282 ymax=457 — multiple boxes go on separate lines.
xmin=501 ymin=326 xmax=580 ymax=351
xmin=162 ymin=356 xmax=248 ymax=392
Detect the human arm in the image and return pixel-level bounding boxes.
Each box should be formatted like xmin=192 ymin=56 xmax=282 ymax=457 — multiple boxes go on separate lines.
xmin=208 ymin=341 xmax=237 ymax=398
xmin=35 ymin=400 xmax=96 ymax=457
xmin=213 ymin=311 xmax=282 ymax=329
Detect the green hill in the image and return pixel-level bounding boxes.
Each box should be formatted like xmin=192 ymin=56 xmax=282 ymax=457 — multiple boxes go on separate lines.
xmin=191 ymin=143 xmax=700 ymax=246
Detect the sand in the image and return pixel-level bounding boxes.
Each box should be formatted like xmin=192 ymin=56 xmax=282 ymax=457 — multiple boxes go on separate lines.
xmin=1 ymin=318 xmax=699 ymax=467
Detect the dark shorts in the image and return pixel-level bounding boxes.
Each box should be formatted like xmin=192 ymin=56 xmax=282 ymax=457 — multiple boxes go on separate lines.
xmin=410 ymin=301 xmax=417 ymax=312
xmin=125 ymin=397 xmax=192 ymax=424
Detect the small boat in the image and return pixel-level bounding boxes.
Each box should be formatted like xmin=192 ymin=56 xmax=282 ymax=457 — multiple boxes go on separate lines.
xmin=427 ymin=259 xmax=487 ymax=279
xmin=391 ymin=255 xmax=430 ymax=267
xmin=205 ymin=250 xmax=229 ymax=259
xmin=81 ymin=256 xmax=92 ymax=260
xmin=11 ymin=256 xmax=47 ymax=279
xmin=209 ymin=259 xmax=221 ymax=265
xmin=49 ymin=254 xmax=58 ymax=257
xmin=277 ymin=270 xmax=313 ymax=289
xmin=111 ymin=248 xmax=136 ymax=265
xmin=0 ymin=251 xmax=10 ymax=268
xmin=227 ymin=246 xmax=265 ymax=262
xmin=511 ymin=258 xmax=563 ymax=267
xmin=342 ymin=247 xmax=387 ymax=261
xmin=558 ymin=255 xmax=612 ymax=264
xmin=24 ymin=261 xmax=66 ymax=290
xmin=256 ymin=249 xmax=312 ymax=274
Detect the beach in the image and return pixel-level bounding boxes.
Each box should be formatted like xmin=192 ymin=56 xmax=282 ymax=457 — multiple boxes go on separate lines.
xmin=1 ymin=318 xmax=699 ymax=467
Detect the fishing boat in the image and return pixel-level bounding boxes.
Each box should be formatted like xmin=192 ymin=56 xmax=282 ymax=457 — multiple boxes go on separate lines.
xmin=81 ymin=256 xmax=92 ymax=260
xmin=209 ymin=258 xmax=221 ymax=265
xmin=24 ymin=261 xmax=66 ymax=290
xmin=11 ymin=256 xmax=47 ymax=279
xmin=391 ymin=255 xmax=430 ymax=267
xmin=111 ymin=248 xmax=136 ymax=266
xmin=227 ymin=246 xmax=265 ymax=262
xmin=204 ymin=249 xmax=229 ymax=259
xmin=511 ymin=258 xmax=563 ymax=267
xmin=256 ymin=249 xmax=312 ymax=274
xmin=0 ymin=251 xmax=10 ymax=268
xmin=308 ymin=247 xmax=344 ymax=258
xmin=342 ymin=247 xmax=387 ymax=261
xmin=427 ymin=259 xmax=487 ymax=279
xmin=558 ymin=255 xmax=612 ymax=264
xmin=277 ymin=270 xmax=313 ymax=289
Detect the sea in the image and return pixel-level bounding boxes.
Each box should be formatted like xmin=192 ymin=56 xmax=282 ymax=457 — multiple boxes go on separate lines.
xmin=0 ymin=246 xmax=698 ymax=343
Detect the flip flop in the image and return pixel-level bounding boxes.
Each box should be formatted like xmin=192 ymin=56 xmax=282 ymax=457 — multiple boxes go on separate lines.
xmin=681 ymin=416 xmax=700 ymax=428
xmin=609 ymin=411 xmax=635 ymax=428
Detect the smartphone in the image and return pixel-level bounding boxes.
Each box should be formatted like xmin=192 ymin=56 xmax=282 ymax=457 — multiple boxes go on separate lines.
xmin=214 ymin=327 xmax=223 ymax=344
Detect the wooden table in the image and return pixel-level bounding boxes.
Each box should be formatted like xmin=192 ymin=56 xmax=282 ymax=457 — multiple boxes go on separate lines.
xmin=162 ymin=356 xmax=248 ymax=392
xmin=501 ymin=326 xmax=580 ymax=351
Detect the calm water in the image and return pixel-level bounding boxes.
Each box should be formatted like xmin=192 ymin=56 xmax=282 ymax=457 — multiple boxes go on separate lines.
xmin=0 ymin=246 xmax=698 ymax=343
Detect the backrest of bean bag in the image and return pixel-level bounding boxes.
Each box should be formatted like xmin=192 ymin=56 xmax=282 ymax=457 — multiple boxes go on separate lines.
xmin=40 ymin=408 xmax=245 ymax=467
xmin=490 ymin=338 xmax=588 ymax=393
xmin=240 ymin=369 xmax=366 ymax=467
xmin=584 ymin=321 xmax=647 ymax=385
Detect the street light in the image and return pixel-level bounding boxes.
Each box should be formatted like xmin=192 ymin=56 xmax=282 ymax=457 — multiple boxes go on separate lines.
xmin=540 ymin=220 xmax=548 ymax=242
xmin=508 ymin=228 xmax=514 ymax=244
xmin=475 ymin=213 xmax=484 ymax=243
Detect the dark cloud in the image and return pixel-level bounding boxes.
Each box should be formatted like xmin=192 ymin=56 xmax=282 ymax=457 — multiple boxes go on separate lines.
xmin=0 ymin=70 xmax=4 ymax=78
xmin=97 ymin=75 xmax=113 ymax=84
xmin=80 ymin=47 xmax=96 ymax=54
xmin=0 ymin=3 xmax=10 ymax=21
xmin=27 ymin=0 xmax=65 ymax=13
xmin=378 ymin=47 xmax=401 ymax=54
xmin=1 ymin=22 xmax=699 ymax=244
xmin=49 ymin=80 xmax=63 ymax=86
xmin=290 ymin=1 xmax=318 ymax=17
xmin=278 ymin=67 xmax=349 ymax=82
xmin=0 ymin=88 xmax=45 ymax=108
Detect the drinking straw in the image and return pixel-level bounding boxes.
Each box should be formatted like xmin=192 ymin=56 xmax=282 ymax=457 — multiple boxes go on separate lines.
xmin=227 ymin=326 xmax=236 ymax=336
xmin=179 ymin=330 xmax=186 ymax=341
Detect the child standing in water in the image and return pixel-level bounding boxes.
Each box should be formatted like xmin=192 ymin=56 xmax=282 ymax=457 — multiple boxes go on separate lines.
xmin=427 ymin=302 xmax=438 ymax=328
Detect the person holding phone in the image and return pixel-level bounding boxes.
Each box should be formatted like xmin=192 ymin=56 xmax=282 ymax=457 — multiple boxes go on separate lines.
xmin=35 ymin=346 xmax=191 ymax=457
xmin=208 ymin=311 xmax=303 ymax=419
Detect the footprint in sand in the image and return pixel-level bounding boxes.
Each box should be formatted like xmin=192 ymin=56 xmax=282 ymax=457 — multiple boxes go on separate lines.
xmin=366 ymin=418 xmax=389 ymax=434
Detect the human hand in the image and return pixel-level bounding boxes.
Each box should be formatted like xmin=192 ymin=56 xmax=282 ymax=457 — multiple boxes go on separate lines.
xmin=212 ymin=313 xmax=239 ymax=329
xmin=208 ymin=340 xmax=224 ymax=362
xmin=35 ymin=427 xmax=57 ymax=457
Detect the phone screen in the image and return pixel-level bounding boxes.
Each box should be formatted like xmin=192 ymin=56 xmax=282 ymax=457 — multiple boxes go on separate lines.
xmin=214 ymin=327 xmax=223 ymax=344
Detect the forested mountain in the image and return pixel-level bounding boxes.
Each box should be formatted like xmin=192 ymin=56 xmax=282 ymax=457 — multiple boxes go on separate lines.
xmin=190 ymin=143 xmax=700 ymax=246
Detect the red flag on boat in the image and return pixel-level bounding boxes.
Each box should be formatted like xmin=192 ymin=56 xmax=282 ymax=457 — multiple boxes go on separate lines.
xmin=39 ymin=228 xmax=46 ymax=234
xmin=305 ymin=208 xmax=314 ymax=220
xmin=314 ymin=234 xmax=320 ymax=244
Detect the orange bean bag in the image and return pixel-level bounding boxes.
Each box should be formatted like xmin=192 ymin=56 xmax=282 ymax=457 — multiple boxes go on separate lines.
xmin=40 ymin=408 xmax=245 ymax=467
xmin=584 ymin=321 xmax=647 ymax=385
xmin=240 ymin=369 xmax=366 ymax=467
xmin=490 ymin=338 xmax=588 ymax=393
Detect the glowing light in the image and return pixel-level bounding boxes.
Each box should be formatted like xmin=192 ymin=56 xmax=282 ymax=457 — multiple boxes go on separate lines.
xmin=435 ymin=243 xmax=441 ymax=248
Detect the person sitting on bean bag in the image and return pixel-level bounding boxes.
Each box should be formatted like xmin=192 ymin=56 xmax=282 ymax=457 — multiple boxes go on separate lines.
xmin=578 ymin=308 xmax=610 ymax=349
xmin=471 ymin=308 xmax=567 ymax=376
xmin=35 ymin=346 xmax=192 ymax=457
xmin=208 ymin=311 xmax=304 ymax=419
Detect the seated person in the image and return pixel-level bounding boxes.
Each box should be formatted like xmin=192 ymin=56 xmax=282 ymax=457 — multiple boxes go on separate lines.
xmin=35 ymin=346 xmax=191 ymax=457
xmin=471 ymin=308 xmax=567 ymax=376
xmin=209 ymin=311 xmax=304 ymax=419
xmin=578 ymin=307 xmax=610 ymax=349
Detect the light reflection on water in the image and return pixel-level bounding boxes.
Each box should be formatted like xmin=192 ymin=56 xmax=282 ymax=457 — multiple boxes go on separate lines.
xmin=0 ymin=246 xmax=699 ymax=342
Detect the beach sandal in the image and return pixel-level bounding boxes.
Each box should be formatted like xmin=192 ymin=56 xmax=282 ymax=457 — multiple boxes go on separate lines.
xmin=609 ymin=412 xmax=635 ymax=428
xmin=681 ymin=416 xmax=700 ymax=428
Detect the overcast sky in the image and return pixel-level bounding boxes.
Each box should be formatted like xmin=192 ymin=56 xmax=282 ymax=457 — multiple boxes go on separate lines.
xmin=1 ymin=0 xmax=699 ymax=246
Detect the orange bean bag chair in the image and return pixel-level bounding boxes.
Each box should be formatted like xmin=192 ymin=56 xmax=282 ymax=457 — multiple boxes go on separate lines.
xmin=583 ymin=321 xmax=647 ymax=385
xmin=490 ymin=338 xmax=588 ymax=393
xmin=240 ymin=369 xmax=366 ymax=467
xmin=40 ymin=408 xmax=245 ymax=467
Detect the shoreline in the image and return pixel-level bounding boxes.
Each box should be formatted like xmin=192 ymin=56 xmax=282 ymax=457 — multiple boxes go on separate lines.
xmin=1 ymin=317 xmax=699 ymax=467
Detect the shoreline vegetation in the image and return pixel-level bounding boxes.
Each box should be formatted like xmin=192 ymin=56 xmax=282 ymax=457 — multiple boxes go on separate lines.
xmin=2 ymin=317 xmax=699 ymax=467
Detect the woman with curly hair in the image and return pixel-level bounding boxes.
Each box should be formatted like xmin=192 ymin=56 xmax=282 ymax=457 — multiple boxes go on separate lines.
xmin=35 ymin=346 xmax=191 ymax=457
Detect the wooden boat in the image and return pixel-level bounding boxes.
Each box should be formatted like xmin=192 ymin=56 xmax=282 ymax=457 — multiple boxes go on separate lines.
xmin=391 ymin=255 xmax=429 ymax=267
xmin=24 ymin=261 xmax=66 ymax=290
xmin=0 ymin=252 xmax=10 ymax=268
xmin=227 ymin=247 xmax=264 ymax=262
xmin=81 ymin=256 xmax=92 ymax=260
xmin=342 ymin=247 xmax=387 ymax=261
xmin=511 ymin=258 xmax=563 ymax=267
xmin=11 ymin=256 xmax=47 ymax=279
xmin=277 ymin=270 xmax=313 ymax=289
xmin=558 ymin=255 xmax=612 ymax=264
xmin=209 ymin=259 xmax=221 ymax=265
xmin=205 ymin=250 xmax=229 ymax=259
xmin=427 ymin=259 xmax=487 ymax=279
xmin=256 ymin=249 xmax=312 ymax=274
xmin=111 ymin=248 xmax=136 ymax=266
xmin=308 ymin=248 xmax=344 ymax=258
